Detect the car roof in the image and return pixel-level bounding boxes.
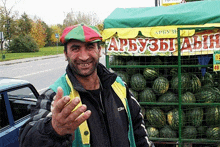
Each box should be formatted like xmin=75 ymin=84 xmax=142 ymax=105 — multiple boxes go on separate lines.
xmin=0 ymin=77 xmax=30 ymax=92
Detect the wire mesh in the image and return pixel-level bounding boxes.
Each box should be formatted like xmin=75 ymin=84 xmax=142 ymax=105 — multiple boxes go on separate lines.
xmin=106 ymin=27 xmax=220 ymax=147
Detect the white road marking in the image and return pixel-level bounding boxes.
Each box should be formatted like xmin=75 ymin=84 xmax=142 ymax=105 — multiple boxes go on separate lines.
xmin=15 ymin=68 xmax=54 ymax=78
xmin=14 ymin=66 xmax=64 ymax=78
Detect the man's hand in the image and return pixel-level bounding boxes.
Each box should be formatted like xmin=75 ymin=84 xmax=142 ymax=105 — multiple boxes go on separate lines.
xmin=51 ymin=87 xmax=91 ymax=136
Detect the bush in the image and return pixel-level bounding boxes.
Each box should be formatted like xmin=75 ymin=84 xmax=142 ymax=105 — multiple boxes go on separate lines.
xmin=8 ymin=34 xmax=39 ymax=53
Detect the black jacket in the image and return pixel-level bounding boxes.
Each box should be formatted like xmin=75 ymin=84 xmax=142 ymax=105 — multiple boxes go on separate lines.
xmin=19 ymin=63 xmax=153 ymax=147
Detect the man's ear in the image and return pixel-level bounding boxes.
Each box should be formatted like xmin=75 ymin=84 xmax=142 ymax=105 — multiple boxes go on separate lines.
xmin=98 ymin=46 xmax=102 ymax=57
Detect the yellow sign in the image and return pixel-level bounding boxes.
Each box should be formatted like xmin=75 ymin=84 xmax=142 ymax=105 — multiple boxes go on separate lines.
xmin=162 ymin=0 xmax=182 ymax=6
xmin=214 ymin=64 xmax=220 ymax=71
xmin=215 ymin=54 xmax=220 ymax=61
xmin=213 ymin=51 xmax=220 ymax=71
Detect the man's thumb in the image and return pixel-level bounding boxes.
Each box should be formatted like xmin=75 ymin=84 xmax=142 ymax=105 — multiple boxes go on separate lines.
xmin=56 ymin=87 xmax=63 ymax=100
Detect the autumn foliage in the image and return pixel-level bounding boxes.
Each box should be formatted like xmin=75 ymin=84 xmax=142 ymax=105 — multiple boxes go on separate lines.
xmin=30 ymin=20 xmax=47 ymax=48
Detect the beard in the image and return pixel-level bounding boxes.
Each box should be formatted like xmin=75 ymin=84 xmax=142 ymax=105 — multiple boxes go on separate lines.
xmin=68 ymin=57 xmax=99 ymax=77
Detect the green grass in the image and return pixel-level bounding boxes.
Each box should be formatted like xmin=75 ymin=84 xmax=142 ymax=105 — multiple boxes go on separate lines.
xmin=0 ymin=46 xmax=64 ymax=62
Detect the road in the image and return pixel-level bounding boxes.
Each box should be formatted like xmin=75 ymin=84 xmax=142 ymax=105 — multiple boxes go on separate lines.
xmin=0 ymin=52 xmax=106 ymax=94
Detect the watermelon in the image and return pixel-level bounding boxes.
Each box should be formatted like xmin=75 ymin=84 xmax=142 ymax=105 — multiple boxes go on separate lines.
xmin=171 ymin=73 xmax=190 ymax=94
xmin=115 ymin=71 xmax=130 ymax=85
xmin=158 ymin=91 xmax=178 ymax=112
xmin=181 ymin=92 xmax=196 ymax=104
xmin=201 ymin=72 xmax=215 ymax=87
xmin=206 ymin=126 xmax=220 ymax=140
xmin=126 ymin=60 xmax=139 ymax=75
xmin=152 ymin=77 xmax=169 ymax=94
xmin=170 ymin=68 xmax=178 ymax=76
xmin=212 ymin=87 xmax=220 ymax=102
xmin=143 ymin=68 xmax=159 ymax=80
xmin=187 ymin=107 xmax=204 ymax=127
xmin=202 ymin=87 xmax=220 ymax=102
xmin=204 ymin=72 xmax=214 ymax=82
xmin=159 ymin=125 xmax=177 ymax=138
xmin=182 ymin=126 xmax=197 ymax=139
xmin=139 ymin=88 xmax=156 ymax=102
xmin=167 ymin=108 xmax=185 ymax=130
xmin=146 ymin=127 xmax=159 ymax=138
xmin=146 ymin=108 xmax=166 ymax=128
xmin=202 ymin=79 xmax=214 ymax=88
xmin=129 ymin=89 xmax=139 ymax=100
xmin=189 ymin=73 xmax=201 ymax=93
xmin=206 ymin=106 xmax=220 ymax=126
xmin=109 ymin=56 xmax=125 ymax=71
xmin=195 ymin=89 xmax=216 ymax=103
xmin=130 ymin=73 xmax=146 ymax=91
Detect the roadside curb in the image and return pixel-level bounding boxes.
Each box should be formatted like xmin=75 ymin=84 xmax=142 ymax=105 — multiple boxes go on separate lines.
xmin=0 ymin=54 xmax=64 ymax=66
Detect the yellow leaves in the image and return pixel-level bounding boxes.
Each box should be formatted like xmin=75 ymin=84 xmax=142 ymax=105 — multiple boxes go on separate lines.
xmin=30 ymin=20 xmax=47 ymax=48
xmin=50 ymin=25 xmax=62 ymax=43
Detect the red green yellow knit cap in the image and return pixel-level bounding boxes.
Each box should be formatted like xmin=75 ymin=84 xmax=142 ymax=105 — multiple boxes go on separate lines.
xmin=60 ymin=24 xmax=102 ymax=44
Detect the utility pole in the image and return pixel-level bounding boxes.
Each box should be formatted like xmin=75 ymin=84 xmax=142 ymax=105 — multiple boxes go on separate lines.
xmin=55 ymin=33 xmax=59 ymax=54
xmin=155 ymin=0 xmax=158 ymax=6
xmin=155 ymin=0 xmax=161 ymax=6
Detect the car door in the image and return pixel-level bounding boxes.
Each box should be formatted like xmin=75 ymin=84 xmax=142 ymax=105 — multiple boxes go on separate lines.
xmin=0 ymin=85 xmax=38 ymax=147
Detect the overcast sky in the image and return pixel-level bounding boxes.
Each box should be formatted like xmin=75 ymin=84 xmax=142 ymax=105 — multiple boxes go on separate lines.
xmin=5 ymin=0 xmax=156 ymax=26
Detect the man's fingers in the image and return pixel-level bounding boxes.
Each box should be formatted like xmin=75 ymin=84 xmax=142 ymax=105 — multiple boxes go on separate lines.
xmin=73 ymin=110 xmax=92 ymax=126
xmin=64 ymin=104 xmax=91 ymax=125
xmin=53 ymin=96 xmax=70 ymax=114
xmin=61 ymin=97 xmax=80 ymax=118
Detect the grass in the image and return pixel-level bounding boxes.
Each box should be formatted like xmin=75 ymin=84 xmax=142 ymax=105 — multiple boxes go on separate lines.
xmin=0 ymin=46 xmax=64 ymax=62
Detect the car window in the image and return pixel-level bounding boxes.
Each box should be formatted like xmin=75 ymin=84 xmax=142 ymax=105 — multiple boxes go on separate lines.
xmin=7 ymin=87 xmax=37 ymax=122
xmin=0 ymin=94 xmax=10 ymax=129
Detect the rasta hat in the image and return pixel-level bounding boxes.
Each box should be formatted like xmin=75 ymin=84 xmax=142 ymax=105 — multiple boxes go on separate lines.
xmin=60 ymin=24 xmax=102 ymax=44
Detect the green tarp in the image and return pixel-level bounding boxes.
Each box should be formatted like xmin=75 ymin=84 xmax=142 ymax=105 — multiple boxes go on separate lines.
xmin=104 ymin=0 xmax=220 ymax=29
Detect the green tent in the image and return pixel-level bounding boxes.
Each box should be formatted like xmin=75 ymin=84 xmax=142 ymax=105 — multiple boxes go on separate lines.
xmin=104 ymin=0 xmax=220 ymax=29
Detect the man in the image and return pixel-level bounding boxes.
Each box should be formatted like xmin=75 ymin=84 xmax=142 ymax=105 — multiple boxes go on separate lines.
xmin=19 ymin=24 xmax=154 ymax=147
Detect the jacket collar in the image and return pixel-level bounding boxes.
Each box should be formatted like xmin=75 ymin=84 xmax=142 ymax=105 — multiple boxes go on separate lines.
xmin=66 ymin=63 xmax=117 ymax=92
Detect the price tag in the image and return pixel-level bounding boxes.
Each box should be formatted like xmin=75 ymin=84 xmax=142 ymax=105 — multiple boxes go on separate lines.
xmin=214 ymin=64 xmax=220 ymax=71
xmin=215 ymin=54 xmax=220 ymax=61
xmin=213 ymin=50 xmax=220 ymax=71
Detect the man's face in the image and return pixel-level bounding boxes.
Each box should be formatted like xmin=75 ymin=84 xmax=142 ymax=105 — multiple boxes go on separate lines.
xmin=64 ymin=40 xmax=101 ymax=77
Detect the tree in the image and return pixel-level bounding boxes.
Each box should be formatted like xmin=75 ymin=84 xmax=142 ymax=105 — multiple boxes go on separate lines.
xmin=30 ymin=19 xmax=47 ymax=48
xmin=17 ymin=12 xmax=32 ymax=36
xmin=50 ymin=25 xmax=62 ymax=45
xmin=8 ymin=34 xmax=39 ymax=52
xmin=63 ymin=10 xmax=101 ymax=28
xmin=41 ymin=21 xmax=53 ymax=46
xmin=0 ymin=0 xmax=21 ymax=41
xmin=96 ymin=22 xmax=104 ymax=35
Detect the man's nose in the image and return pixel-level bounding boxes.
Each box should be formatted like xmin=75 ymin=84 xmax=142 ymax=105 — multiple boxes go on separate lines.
xmin=78 ymin=48 xmax=89 ymax=60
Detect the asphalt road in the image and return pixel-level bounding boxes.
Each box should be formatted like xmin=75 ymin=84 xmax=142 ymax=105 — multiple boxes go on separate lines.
xmin=0 ymin=52 xmax=106 ymax=94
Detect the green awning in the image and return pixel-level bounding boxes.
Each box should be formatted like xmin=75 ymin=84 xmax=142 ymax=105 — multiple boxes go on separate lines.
xmin=104 ymin=0 xmax=220 ymax=29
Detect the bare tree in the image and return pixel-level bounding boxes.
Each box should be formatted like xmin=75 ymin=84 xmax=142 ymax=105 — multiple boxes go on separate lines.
xmin=0 ymin=0 xmax=21 ymax=42
xmin=63 ymin=9 xmax=101 ymax=27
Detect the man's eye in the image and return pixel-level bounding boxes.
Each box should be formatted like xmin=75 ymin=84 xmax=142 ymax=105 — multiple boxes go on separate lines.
xmin=71 ymin=47 xmax=79 ymax=51
xmin=87 ymin=45 xmax=95 ymax=49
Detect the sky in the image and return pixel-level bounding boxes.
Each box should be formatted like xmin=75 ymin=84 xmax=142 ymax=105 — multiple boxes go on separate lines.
xmin=5 ymin=0 xmax=156 ymax=26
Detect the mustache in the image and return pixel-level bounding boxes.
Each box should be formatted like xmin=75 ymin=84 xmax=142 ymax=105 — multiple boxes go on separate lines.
xmin=76 ymin=59 xmax=93 ymax=64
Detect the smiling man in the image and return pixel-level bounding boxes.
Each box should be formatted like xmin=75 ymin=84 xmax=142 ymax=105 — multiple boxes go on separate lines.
xmin=19 ymin=24 xmax=154 ymax=147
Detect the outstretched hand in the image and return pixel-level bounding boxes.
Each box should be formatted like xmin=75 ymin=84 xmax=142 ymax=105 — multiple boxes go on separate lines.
xmin=51 ymin=87 xmax=91 ymax=136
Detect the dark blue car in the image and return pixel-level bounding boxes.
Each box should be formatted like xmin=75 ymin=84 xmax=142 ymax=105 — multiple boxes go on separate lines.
xmin=0 ymin=77 xmax=39 ymax=147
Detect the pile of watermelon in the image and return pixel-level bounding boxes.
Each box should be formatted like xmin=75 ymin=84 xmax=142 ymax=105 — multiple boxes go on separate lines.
xmin=110 ymin=55 xmax=220 ymax=140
